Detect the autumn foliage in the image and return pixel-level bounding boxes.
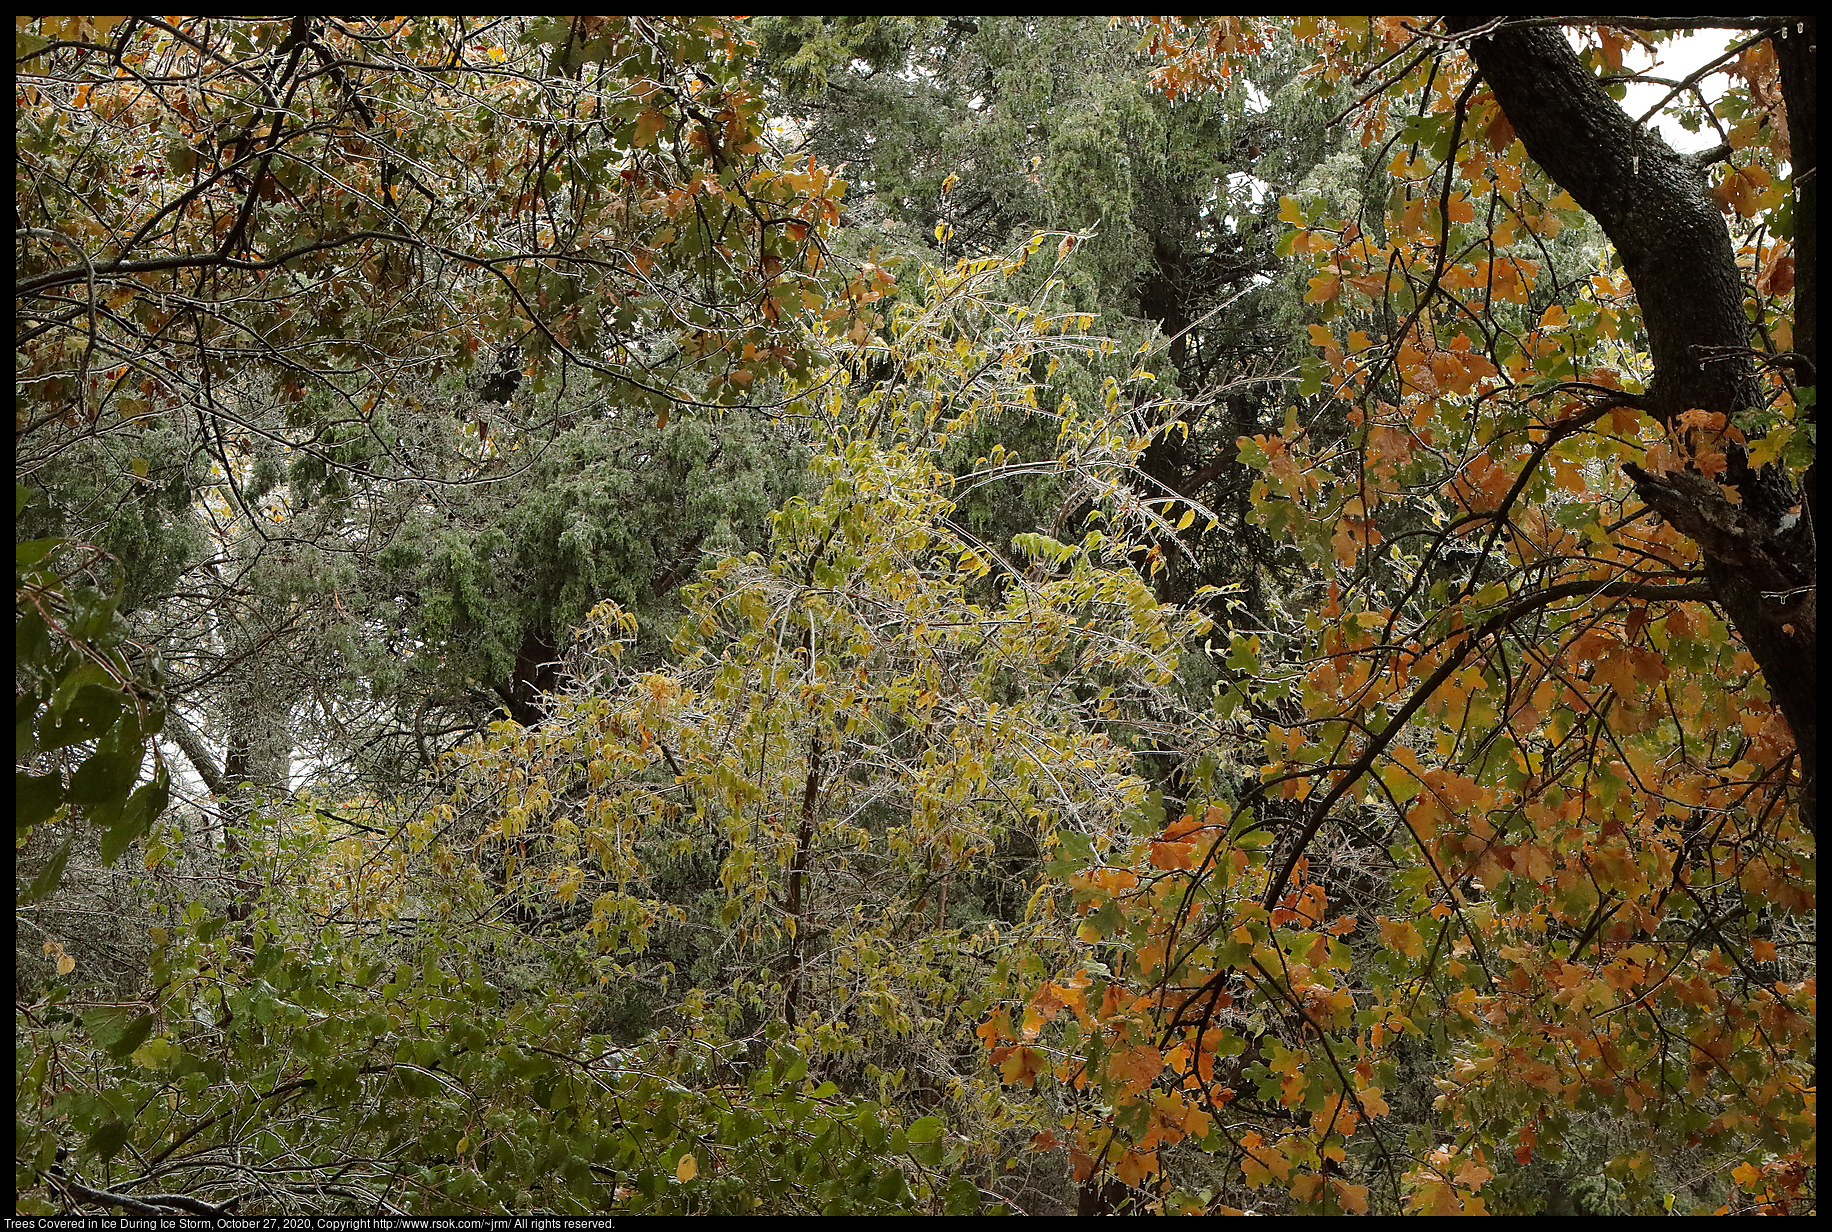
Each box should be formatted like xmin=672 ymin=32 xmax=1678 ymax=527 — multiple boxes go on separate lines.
xmin=16 ymin=14 xmax=1814 ymax=1218
xmin=983 ymin=15 xmax=1814 ymax=1215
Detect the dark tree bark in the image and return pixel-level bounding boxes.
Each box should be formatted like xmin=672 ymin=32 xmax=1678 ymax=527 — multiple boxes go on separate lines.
xmin=1447 ymin=16 xmax=1816 ymax=833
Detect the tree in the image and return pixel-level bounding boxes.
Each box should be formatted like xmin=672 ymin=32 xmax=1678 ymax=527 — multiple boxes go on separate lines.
xmin=1445 ymin=14 xmax=1815 ymax=831
xmin=14 ymin=17 xmax=876 ymax=1214
xmin=18 ymin=16 xmax=1815 ymax=1219
xmin=16 ymin=14 xmax=856 ymax=911
xmin=16 ymin=235 xmax=1213 ymax=1215
xmin=751 ymin=17 xmax=1351 ymax=616
xmin=15 ymin=16 xmax=848 ymax=430
xmin=991 ymin=16 xmax=1812 ymax=1214
xmin=429 ymin=237 xmax=1219 ymax=1212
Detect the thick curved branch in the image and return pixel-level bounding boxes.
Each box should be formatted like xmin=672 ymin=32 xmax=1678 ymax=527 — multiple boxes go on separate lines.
xmin=15 ymin=230 xmax=419 ymax=298
xmin=1448 ymin=14 xmax=1816 ymax=835
xmin=164 ymin=709 xmax=230 ymax=798
xmin=47 ymin=1174 xmax=232 ymax=1218
xmin=1262 ymin=577 xmax=1714 ymax=910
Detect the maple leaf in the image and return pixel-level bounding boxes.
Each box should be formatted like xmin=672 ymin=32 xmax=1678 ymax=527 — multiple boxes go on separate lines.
xmin=1355 ymin=1085 xmax=1392 ymax=1122
xmin=1331 ymin=1180 xmax=1371 ymax=1214
xmin=1109 ymin=1044 xmax=1163 ymax=1096
xmin=999 ymin=1045 xmax=1048 ymax=1087
xmin=1149 ymin=840 xmax=1196 ymax=870
xmin=1453 ymin=1159 xmax=1493 ymax=1190
xmin=1378 ymin=916 xmax=1426 ymax=959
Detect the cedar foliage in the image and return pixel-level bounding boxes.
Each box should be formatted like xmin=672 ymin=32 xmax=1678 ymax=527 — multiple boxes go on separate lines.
xmin=17 ymin=15 xmax=1814 ymax=1217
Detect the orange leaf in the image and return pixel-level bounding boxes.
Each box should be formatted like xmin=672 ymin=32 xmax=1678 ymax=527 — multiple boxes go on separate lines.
xmin=634 ymin=107 xmax=668 ymax=148
xmin=1109 ymin=1044 xmax=1163 ymax=1096
xmin=1379 ymin=916 xmax=1426 ymax=959
xmin=1237 ymin=1132 xmax=1291 ymax=1187
xmin=1332 ymin=1179 xmax=1371 ymax=1214
xmin=976 ymin=1008 xmax=1012 ymax=1045
xmin=1000 ymin=1044 xmax=1048 ymax=1087
xmin=1114 ymin=1147 xmax=1159 ymax=1185
xmin=1150 ymin=840 xmax=1196 ymax=870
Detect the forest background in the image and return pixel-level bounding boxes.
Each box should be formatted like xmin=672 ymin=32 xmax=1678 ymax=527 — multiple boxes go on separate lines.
xmin=14 ymin=15 xmax=1815 ymax=1217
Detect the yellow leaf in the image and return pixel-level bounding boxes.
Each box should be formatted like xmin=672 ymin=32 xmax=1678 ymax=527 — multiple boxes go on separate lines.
xmin=677 ymin=1152 xmax=698 ymax=1182
xmin=1176 ymin=508 xmax=1196 ymax=531
xmin=57 ymin=953 xmax=75 ymax=975
xmin=1378 ymin=916 xmax=1425 ymax=959
xmin=1745 ymin=424 xmax=1791 ymax=470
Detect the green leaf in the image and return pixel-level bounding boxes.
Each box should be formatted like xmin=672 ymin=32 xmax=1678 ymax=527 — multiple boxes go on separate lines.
xmin=99 ymin=775 xmax=169 ymax=864
xmin=854 ymin=1105 xmax=885 ymax=1151
xmin=19 ymin=835 xmax=73 ymax=905
xmin=65 ymin=726 xmax=142 ymax=807
xmin=250 ymin=942 xmax=280 ymax=978
xmin=36 ymin=683 xmax=125 ymax=751
xmin=942 ymin=1171 xmax=982 ymax=1214
xmin=82 ymin=1007 xmax=156 ymax=1059
xmin=905 ymin=1115 xmax=944 ymax=1143
xmin=85 ymin=1120 xmax=131 ymax=1166
xmin=15 ymin=537 xmax=61 ymax=568
xmin=16 ymin=770 xmax=64 ymax=835
xmin=72 ymin=590 xmax=123 ymax=642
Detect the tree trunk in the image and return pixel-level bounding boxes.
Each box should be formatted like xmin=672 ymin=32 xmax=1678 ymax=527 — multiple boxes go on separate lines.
xmin=1448 ymin=17 xmax=1816 ymax=834
xmin=219 ymin=633 xmax=291 ymax=921
xmin=782 ymin=736 xmax=822 ymax=1030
